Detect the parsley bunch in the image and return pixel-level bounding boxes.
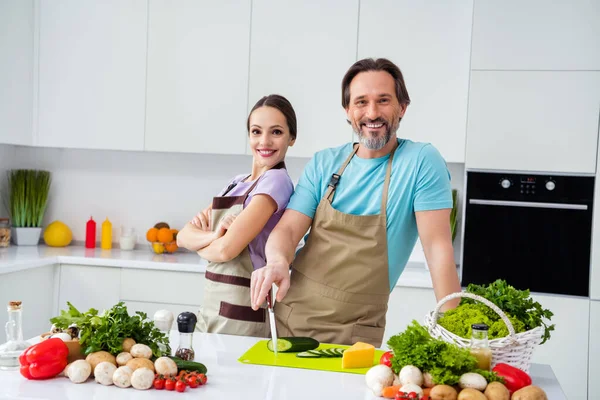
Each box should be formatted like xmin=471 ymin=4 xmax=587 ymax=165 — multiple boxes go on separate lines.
xmin=387 ymin=321 xmax=502 ymax=385
xmin=50 ymin=301 xmax=171 ymax=357
xmin=463 ymin=279 xmax=555 ymax=344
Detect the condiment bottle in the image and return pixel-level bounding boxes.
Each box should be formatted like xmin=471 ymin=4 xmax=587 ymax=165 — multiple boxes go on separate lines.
xmin=470 ymin=323 xmax=492 ymax=371
xmin=101 ymin=218 xmax=112 ymax=250
xmin=85 ymin=217 xmax=96 ymax=248
xmin=0 ymin=301 xmax=30 ymax=370
xmin=175 ymin=312 xmax=197 ymax=361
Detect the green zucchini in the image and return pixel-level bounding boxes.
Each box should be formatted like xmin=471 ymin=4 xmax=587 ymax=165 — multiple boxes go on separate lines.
xmin=168 ymin=356 xmax=208 ymax=374
xmin=266 ymin=337 xmax=319 ymax=353
xmin=296 ymin=348 xmax=346 ymax=358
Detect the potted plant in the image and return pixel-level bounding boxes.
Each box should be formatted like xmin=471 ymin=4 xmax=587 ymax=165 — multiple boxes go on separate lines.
xmin=7 ymin=169 xmax=51 ymax=245
xmin=450 ymin=189 xmax=459 ymax=243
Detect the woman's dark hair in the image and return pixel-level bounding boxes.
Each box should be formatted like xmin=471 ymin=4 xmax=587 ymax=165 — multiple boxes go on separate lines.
xmin=247 ymin=94 xmax=297 ymax=140
xmin=341 ymin=58 xmax=411 ymax=109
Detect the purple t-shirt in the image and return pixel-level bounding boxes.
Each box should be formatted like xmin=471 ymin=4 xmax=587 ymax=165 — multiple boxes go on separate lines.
xmin=218 ymin=168 xmax=294 ymax=270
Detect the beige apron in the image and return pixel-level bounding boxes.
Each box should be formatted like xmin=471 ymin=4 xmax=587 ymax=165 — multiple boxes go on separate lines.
xmin=275 ymin=144 xmax=396 ymax=347
xmin=197 ymin=175 xmax=271 ymax=337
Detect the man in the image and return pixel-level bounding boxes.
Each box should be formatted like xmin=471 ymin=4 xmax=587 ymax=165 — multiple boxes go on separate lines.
xmin=250 ymin=58 xmax=461 ymax=347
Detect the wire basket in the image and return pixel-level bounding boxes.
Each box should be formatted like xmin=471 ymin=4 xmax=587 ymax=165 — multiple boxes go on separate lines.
xmin=424 ymin=292 xmax=543 ymax=372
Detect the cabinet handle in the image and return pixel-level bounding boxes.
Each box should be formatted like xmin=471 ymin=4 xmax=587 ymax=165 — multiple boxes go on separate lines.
xmin=469 ymin=199 xmax=588 ymax=210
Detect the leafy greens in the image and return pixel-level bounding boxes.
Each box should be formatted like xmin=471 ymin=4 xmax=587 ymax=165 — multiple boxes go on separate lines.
xmin=50 ymin=301 xmax=171 ymax=357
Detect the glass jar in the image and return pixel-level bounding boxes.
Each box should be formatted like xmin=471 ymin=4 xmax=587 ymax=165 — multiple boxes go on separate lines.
xmin=175 ymin=312 xmax=197 ymax=361
xmin=470 ymin=323 xmax=492 ymax=371
xmin=119 ymin=226 xmax=136 ymax=251
xmin=0 ymin=301 xmax=30 ymax=370
xmin=0 ymin=218 xmax=10 ymax=248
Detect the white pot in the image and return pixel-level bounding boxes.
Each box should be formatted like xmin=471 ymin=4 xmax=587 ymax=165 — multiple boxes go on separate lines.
xmin=11 ymin=227 xmax=42 ymax=246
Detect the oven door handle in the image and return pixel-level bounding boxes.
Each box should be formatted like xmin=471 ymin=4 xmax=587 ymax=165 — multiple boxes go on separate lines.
xmin=469 ymin=199 xmax=588 ymax=210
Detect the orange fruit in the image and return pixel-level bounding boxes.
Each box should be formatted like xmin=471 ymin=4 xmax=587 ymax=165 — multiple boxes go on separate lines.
xmin=146 ymin=227 xmax=158 ymax=242
xmin=157 ymin=227 xmax=174 ymax=244
xmin=165 ymin=242 xmax=178 ymax=253
xmin=152 ymin=242 xmax=165 ymax=254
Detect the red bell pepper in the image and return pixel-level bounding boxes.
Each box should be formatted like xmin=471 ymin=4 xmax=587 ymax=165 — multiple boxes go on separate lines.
xmin=19 ymin=337 xmax=69 ymax=380
xmin=492 ymin=363 xmax=532 ymax=394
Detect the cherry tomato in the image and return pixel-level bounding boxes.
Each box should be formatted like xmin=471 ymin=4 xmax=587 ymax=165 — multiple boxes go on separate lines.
xmin=395 ymin=392 xmax=407 ymax=400
xmin=153 ymin=377 xmax=165 ymax=390
xmin=408 ymin=392 xmax=418 ymax=399
xmin=379 ymin=351 xmax=394 ymax=368
xmin=175 ymin=380 xmax=187 ymax=392
xmin=186 ymin=375 xmax=199 ymax=388
xmin=165 ymin=378 xmax=176 ymax=391
xmin=197 ymin=373 xmax=207 ymax=385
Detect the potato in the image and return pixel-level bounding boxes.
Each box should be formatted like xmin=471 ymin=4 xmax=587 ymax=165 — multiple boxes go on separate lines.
xmin=85 ymin=351 xmax=116 ymax=373
xmin=154 ymin=357 xmax=177 ymax=377
xmin=126 ymin=357 xmax=155 ymax=372
xmin=484 ymin=382 xmax=510 ymax=400
xmin=130 ymin=343 xmax=152 ymax=359
xmin=457 ymin=388 xmax=487 ymax=400
xmin=116 ymin=352 xmax=133 ymax=366
xmin=122 ymin=338 xmax=136 ymax=353
xmin=430 ymin=385 xmax=458 ymax=400
xmin=511 ymin=385 xmax=548 ymax=400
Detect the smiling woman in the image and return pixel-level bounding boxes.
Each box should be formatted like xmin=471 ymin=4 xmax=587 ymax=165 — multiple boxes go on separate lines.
xmin=176 ymin=94 xmax=297 ymax=338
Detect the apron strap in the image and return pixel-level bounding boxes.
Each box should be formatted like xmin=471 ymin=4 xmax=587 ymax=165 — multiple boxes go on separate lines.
xmin=325 ymin=144 xmax=359 ymax=203
xmin=380 ymin=144 xmax=397 ymax=218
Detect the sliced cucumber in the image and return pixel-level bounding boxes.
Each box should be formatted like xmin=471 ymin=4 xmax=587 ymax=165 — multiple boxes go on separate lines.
xmin=295 ymin=348 xmax=346 ymax=358
xmin=266 ymin=337 xmax=320 ymax=353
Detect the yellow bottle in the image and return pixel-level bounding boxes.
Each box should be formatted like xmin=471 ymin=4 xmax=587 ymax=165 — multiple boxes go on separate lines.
xmin=101 ymin=218 xmax=112 ymax=250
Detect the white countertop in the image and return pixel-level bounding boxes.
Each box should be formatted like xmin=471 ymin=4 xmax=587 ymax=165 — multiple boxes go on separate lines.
xmin=0 ymin=245 xmax=436 ymax=289
xmin=0 ymin=332 xmax=567 ymax=400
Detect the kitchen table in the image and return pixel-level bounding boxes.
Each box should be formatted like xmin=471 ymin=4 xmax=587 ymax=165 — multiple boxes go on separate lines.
xmin=0 ymin=332 xmax=567 ymax=399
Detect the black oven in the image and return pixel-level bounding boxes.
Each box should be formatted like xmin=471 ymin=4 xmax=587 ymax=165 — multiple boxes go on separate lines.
xmin=461 ymin=171 xmax=594 ymax=297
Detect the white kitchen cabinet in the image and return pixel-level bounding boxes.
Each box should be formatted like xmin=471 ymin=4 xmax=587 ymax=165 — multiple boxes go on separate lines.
xmin=589 ymin=301 xmax=600 ymax=400
xmin=0 ymin=0 xmax=34 ymax=146
xmin=57 ymin=264 xmax=121 ymax=315
xmin=471 ymin=1 xmax=600 ymax=71
xmin=466 ymin=71 xmax=600 ymax=173
xmin=357 ymin=0 xmax=473 ymax=163
xmin=145 ymin=0 xmax=251 ymax=155
xmin=530 ymin=294 xmax=589 ymax=400
xmin=248 ymin=0 xmax=358 ymax=158
xmin=37 ymin=0 xmax=147 ymax=151
xmin=591 ymin=132 xmax=600 ymax=301
xmin=382 ymin=286 xmax=437 ymax=346
xmin=0 ymin=266 xmax=57 ymax=340
xmin=119 ymin=269 xmax=205 ymax=307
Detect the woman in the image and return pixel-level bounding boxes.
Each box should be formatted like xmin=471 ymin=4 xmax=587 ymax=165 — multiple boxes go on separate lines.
xmin=177 ymin=94 xmax=296 ymax=337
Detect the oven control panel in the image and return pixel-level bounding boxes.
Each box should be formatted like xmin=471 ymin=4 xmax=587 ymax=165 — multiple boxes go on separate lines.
xmin=498 ymin=176 xmax=558 ymax=195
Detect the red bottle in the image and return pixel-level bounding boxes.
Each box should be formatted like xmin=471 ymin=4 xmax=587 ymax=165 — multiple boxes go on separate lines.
xmin=85 ymin=217 xmax=96 ymax=248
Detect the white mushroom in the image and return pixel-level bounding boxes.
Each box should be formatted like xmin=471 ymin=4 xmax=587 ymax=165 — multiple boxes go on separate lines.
xmin=154 ymin=356 xmax=178 ymax=377
xmin=130 ymin=344 xmax=153 ymax=359
xmin=365 ymin=365 xmax=395 ymax=397
xmin=112 ymin=366 xmax=133 ymax=388
xmin=94 ymin=362 xmax=117 ymax=386
xmin=400 ymin=383 xmax=424 ymax=396
xmin=131 ymin=367 xmax=155 ymax=390
xmin=116 ymin=352 xmax=133 ymax=366
xmin=66 ymin=360 xmax=92 ymax=384
xmin=399 ymin=365 xmax=424 ymax=386
xmin=423 ymin=371 xmax=435 ymax=388
xmin=458 ymin=372 xmax=488 ymax=391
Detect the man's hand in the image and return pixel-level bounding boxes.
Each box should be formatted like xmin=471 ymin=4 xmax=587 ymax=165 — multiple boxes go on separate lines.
xmin=250 ymin=259 xmax=290 ymax=310
xmin=191 ymin=207 xmax=212 ymax=231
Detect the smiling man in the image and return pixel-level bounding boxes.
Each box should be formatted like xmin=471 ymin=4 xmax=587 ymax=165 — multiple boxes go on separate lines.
xmin=250 ymin=58 xmax=461 ymax=347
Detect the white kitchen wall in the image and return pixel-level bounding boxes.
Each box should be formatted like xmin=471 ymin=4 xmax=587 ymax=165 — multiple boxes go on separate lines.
xmin=0 ymin=144 xmax=16 ymax=216
xmin=8 ymin=143 xmax=464 ymax=255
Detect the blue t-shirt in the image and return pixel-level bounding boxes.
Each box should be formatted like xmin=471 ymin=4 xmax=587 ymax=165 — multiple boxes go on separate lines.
xmin=287 ymin=139 xmax=452 ymax=291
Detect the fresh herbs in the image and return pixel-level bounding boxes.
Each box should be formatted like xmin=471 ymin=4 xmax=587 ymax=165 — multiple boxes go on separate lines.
xmin=387 ymin=321 xmax=501 ymax=386
xmin=50 ymin=302 xmax=171 ymax=357
xmin=462 ymin=280 xmax=555 ymax=344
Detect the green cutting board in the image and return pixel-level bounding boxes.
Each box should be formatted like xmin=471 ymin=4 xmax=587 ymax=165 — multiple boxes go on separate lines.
xmin=238 ymin=340 xmax=385 ymax=375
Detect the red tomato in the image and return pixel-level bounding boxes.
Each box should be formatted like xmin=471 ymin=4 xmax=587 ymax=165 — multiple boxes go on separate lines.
xmin=175 ymin=380 xmax=187 ymax=392
xmin=379 ymin=351 xmax=394 ymax=367
xmin=186 ymin=376 xmax=199 ymax=388
xmin=153 ymin=377 xmax=165 ymax=390
xmin=395 ymin=392 xmax=407 ymax=400
xmin=197 ymin=373 xmax=207 ymax=385
xmin=165 ymin=379 xmax=176 ymax=391
xmin=407 ymin=392 xmax=418 ymax=399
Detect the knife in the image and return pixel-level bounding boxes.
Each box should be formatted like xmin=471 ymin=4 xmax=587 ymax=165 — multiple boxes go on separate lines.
xmin=266 ymin=284 xmax=278 ymax=356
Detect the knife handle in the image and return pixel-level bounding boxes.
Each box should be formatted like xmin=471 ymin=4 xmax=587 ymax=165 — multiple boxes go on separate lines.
xmin=266 ymin=289 xmax=273 ymax=309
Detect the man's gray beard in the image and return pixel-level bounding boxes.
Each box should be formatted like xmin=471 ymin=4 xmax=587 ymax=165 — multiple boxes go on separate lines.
xmin=354 ymin=121 xmax=398 ymax=150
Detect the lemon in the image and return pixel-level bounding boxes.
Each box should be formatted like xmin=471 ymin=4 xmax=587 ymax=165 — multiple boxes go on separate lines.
xmin=152 ymin=243 xmax=165 ymax=254
xmin=43 ymin=221 xmax=73 ymax=247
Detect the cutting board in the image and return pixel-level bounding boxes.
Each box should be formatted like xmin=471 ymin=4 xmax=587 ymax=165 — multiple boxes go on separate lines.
xmin=238 ymin=340 xmax=385 ymax=375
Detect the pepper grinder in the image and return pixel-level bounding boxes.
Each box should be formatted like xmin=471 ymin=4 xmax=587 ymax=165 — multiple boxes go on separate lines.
xmin=175 ymin=312 xmax=197 ymax=361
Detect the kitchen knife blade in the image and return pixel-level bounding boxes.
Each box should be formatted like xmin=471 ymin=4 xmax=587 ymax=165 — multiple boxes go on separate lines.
xmin=266 ymin=285 xmax=278 ymax=356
